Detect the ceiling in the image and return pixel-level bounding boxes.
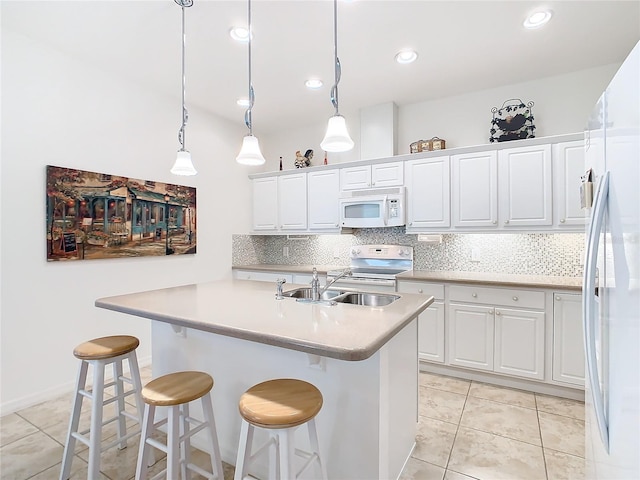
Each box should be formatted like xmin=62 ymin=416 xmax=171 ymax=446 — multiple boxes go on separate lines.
xmin=3 ymin=1 xmax=640 ymax=135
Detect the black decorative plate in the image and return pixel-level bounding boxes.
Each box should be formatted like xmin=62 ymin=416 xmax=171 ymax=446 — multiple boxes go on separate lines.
xmin=490 ymin=99 xmax=535 ymax=143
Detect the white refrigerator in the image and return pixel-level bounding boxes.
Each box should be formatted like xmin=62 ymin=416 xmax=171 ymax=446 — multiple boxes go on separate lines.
xmin=583 ymin=40 xmax=640 ymax=479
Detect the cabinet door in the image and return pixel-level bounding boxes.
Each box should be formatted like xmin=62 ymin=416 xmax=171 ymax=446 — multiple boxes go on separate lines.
xmin=554 ymin=141 xmax=587 ymax=228
xmin=252 ymin=176 xmax=278 ymax=231
xmin=418 ymin=301 xmax=445 ymax=363
xmin=372 ymin=162 xmax=404 ymax=187
xmin=451 ymin=151 xmax=498 ymax=228
xmin=278 ymin=173 xmax=307 ymax=230
xmin=494 ymin=307 xmax=545 ymax=380
xmin=340 ymin=165 xmax=371 ymax=190
xmin=447 ymin=303 xmax=494 ymax=371
xmin=405 ymin=156 xmax=450 ymax=230
xmin=498 ymin=144 xmax=553 ymax=227
xmin=552 ymin=293 xmax=585 ymax=386
xmin=308 ymin=170 xmax=340 ymax=231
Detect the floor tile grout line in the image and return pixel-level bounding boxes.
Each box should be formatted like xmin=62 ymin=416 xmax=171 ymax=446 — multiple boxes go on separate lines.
xmin=442 ymin=385 xmax=470 ymax=475
xmin=535 ymin=395 xmax=551 ymax=480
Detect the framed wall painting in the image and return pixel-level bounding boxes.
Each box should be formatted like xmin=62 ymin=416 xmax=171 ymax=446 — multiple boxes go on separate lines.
xmin=46 ymin=165 xmax=196 ymax=261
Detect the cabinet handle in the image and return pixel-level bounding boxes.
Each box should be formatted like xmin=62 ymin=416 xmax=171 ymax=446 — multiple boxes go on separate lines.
xmin=492 ymin=220 xmax=497 ymax=225
xmin=335 ymin=223 xmax=339 ymax=227
xmin=496 ymin=310 xmax=501 ymax=315
xmin=504 ymin=220 xmax=510 ymax=225
xmin=472 ymin=293 xmax=478 ymax=298
xmin=488 ymin=309 xmax=494 ymax=314
xmin=512 ymin=296 xmax=519 ymax=301
xmin=556 ymin=296 xmax=561 ymax=301
xmin=410 ymin=222 xmax=413 ymax=226
xmin=418 ymin=289 xmax=423 ymax=293
xmin=560 ymin=219 xmax=566 ymax=223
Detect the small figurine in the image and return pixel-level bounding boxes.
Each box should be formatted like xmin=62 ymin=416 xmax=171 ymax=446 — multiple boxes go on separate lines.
xmin=294 ymin=149 xmax=313 ymax=168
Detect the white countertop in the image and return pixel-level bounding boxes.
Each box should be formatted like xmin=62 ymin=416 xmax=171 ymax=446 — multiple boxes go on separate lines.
xmin=95 ymin=279 xmax=432 ymax=361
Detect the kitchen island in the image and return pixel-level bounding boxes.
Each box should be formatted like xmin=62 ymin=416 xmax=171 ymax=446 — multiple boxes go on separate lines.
xmin=96 ymin=279 xmax=432 ymax=479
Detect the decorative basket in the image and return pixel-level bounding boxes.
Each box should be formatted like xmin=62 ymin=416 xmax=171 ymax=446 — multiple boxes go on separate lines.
xmin=490 ymin=99 xmax=535 ymax=143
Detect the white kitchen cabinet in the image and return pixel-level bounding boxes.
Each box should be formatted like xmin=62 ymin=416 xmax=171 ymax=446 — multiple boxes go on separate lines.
xmin=252 ymin=176 xmax=279 ymax=232
xmin=498 ymin=144 xmax=553 ymax=227
xmin=494 ymin=307 xmax=545 ymax=380
xmin=278 ymin=173 xmax=307 ymax=230
xmin=307 ymin=169 xmax=340 ymax=231
xmin=405 ymin=156 xmax=450 ymax=231
xmin=554 ymin=141 xmax=587 ymax=228
xmin=340 ymin=161 xmax=404 ymax=190
xmin=448 ymin=303 xmax=494 ymax=371
xmin=447 ymin=285 xmax=545 ymax=380
xmin=552 ymin=293 xmax=585 ymax=386
xmin=451 ymin=151 xmax=498 ymax=228
xmin=397 ymin=281 xmax=445 ymax=363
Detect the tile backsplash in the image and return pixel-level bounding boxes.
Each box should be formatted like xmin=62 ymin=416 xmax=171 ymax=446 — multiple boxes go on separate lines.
xmin=233 ymin=229 xmax=584 ymax=277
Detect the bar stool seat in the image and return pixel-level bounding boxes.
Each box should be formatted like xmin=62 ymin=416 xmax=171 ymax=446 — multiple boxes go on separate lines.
xmin=60 ymin=335 xmax=145 ymax=480
xmin=234 ymin=379 xmax=327 ymax=480
xmin=136 ymin=371 xmax=223 ymax=480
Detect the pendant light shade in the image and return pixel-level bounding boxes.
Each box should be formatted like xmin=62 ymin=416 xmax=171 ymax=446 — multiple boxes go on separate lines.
xmin=171 ymin=150 xmax=197 ymax=175
xmin=236 ymin=135 xmax=266 ymax=165
xmin=171 ymin=0 xmax=197 ymax=176
xmin=321 ymin=0 xmax=353 ymax=153
xmin=236 ymin=0 xmax=266 ymax=166
xmin=321 ymin=115 xmax=354 ymax=152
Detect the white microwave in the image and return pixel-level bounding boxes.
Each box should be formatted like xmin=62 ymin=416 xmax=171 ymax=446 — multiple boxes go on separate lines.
xmin=339 ymin=187 xmax=406 ymax=228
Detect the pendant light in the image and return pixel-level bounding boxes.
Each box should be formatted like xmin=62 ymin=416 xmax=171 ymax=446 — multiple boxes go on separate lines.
xmin=171 ymin=0 xmax=197 ymax=176
xmin=236 ymin=0 xmax=266 ymax=165
xmin=320 ymin=0 xmax=354 ymax=153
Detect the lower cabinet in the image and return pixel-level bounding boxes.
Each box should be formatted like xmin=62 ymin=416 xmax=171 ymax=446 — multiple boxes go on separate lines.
xmin=494 ymin=307 xmax=545 ymax=380
xmin=552 ymin=293 xmax=585 ymax=386
xmin=397 ymin=281 xmax=445 ymax=363
xmin=447 ymin=303 xmax=495 ymax=371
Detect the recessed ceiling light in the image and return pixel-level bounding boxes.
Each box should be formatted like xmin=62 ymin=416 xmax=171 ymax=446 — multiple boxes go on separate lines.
xmin=305 ymin=79 xmax=323 ymax=89
xmin=229 ymin=26 xmax=251 ymax=42
xmin=395 ymin=50 xmax=418 ymax=64
xmin=236 ymin=98 xmax=250 ymax=107
xmin=523 ymin=9 xmax=553 ymax=29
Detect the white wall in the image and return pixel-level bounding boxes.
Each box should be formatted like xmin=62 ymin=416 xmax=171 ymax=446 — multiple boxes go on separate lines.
xmin=260 ymin=63 xmax=619 ymax=171
xmin=0 ymin=29 xmax=251 ymax=413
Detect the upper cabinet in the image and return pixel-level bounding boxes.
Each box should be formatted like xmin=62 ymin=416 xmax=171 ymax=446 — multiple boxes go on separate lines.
xmin=250 ymin=134 xmax=585 ymax=235
xmin=498 ymin=144 xmax=553 ymax=227
xmin=405 ymin=155 xmax=451 ymax=231
xmin=308 ymin=169 xmax=341 ymax=231
xmin=451 ymin=150 xmax=498 ymax=228
xmin=554 ymin=141 xmax=587 ymax=227
xmin=251 ymin=173 xmax=307 ymax=233
xmin=340 ymin=161 xmax=404 ymax=190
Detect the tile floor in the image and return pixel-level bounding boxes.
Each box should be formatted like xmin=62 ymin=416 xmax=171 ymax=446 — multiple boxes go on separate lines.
xmin=0 ymin=368 xmax=585 ymax=480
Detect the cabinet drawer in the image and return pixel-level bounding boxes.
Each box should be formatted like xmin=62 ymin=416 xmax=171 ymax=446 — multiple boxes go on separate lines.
xmin=449 ymin=285 xmax=544 ymax=309
xmin=397 ymin=281 xmax=444 ymax=299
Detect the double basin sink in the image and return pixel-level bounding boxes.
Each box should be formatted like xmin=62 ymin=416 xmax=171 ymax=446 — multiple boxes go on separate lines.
xmin=282 ymin=287 xmax=399 ymax=307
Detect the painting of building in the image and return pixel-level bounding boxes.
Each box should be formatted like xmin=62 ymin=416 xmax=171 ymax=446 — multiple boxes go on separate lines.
xmin=46 ymin=165 xmax=196 ymax=261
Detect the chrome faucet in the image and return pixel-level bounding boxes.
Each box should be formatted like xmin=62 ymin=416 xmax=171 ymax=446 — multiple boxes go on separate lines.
xmin=310 ymin=267 xmax=352 ymax=301
xmin=275 ymin=278 xmax=287 ymax=300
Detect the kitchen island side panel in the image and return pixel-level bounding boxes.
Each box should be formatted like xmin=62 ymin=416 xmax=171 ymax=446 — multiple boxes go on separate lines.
xmin=151 ymin=319 xmax=418 ymax=480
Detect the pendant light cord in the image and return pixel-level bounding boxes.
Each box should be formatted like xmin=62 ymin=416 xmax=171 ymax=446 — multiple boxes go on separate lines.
xmin=176 ymin=0 xmax=192 ymax=151
xmin=244 ymin=0 xmax=255 ymax=135
xmin=330 ymin=0 xmax=341 ymax=116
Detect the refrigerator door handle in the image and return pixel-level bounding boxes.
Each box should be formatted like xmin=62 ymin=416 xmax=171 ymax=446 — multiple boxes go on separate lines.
xmin=582 ymin=171 xmax=610 ymax=452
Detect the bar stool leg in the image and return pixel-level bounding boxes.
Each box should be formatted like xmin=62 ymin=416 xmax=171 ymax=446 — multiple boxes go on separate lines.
xmin=201 ymin=392 xmax=224 ymax=480
xmin=60 ymin=360 xmax=89 ymax=480
xmin=278 ymin=428 xmax=295 ymax=480
xmin=113 ymin=359 xmax=128 ymax=450
xmin=88 ymin=360 xmax=105 ymax=480
xmin=307 ymin=419 xmax=327 ymax=480
xmin=135 ymin=403 xmax=155 ymax=480
xmin=180 ymin=402 xmax=191 ymax=480
xmin=269 ymin=432 xmax=278 ymax=480
xmin=166 ymin=405 xmax=180 ymax=479
xmin=128 ymin=351 xmax=145 ymax=424
xmin=234 ymin=420 xmax=254 ymax=480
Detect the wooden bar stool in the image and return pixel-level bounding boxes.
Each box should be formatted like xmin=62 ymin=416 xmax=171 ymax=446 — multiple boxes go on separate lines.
xmin=234 ymin=379 xmax=327 ymax=480
xmin=60 ymin=335 xmax=145 ymax=480
xmin=135 ymin=371 xmax=223 ymax=480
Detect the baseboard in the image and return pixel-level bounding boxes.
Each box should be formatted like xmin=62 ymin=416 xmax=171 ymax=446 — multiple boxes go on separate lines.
xmin=0 ymin=354 xmax=152 ymax=416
